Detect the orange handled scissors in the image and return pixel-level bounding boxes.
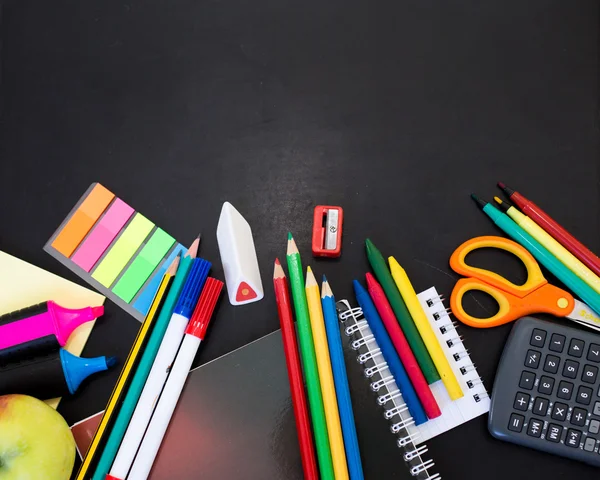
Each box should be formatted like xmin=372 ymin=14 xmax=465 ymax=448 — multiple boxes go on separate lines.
xmin=449 ymin=236 xmax=600 ymax=331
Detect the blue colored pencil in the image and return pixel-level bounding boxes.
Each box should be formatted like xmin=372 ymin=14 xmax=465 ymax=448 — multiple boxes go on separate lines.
xmin=322 ymin=277 xmax=364 ymax=480
xmin=353 ymin=279 xmax=427 ymax=426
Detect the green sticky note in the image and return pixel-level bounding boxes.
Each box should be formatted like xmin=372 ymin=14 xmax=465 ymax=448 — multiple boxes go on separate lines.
xmin=112 ymin=228 xmax=175 ymax=302
xmin=92 ymin=214 xmax=154 ymax=287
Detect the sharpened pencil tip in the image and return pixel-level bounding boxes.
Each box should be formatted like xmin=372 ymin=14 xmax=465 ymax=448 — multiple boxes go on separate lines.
xmin=287 ymin=232 xmax=293 ymax=241
xmin=275 ymin=258 xmax=281 ymax=266
xmin=273 ymin=258 xmax=285 ymax=279
xmin=321 ymin=277 xmax=333 ymax=298
xmin=305 ymin=267 xmax=317 ymax=287
xmin=167 ymin=254 xmax=180 ymax=275
xmin=186 ymin=236 xmax=200 ymax=259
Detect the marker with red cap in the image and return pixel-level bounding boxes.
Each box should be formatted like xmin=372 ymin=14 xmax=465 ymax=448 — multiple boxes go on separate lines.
xmin=125 ymin=277 xmax=223 ymax=480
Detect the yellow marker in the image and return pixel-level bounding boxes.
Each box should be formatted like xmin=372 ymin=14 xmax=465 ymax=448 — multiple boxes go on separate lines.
xmin=305 ymin=267 xmax=349 ymax=480
xmin=75 ymin=259 xmax=177 ymax=480
xmin=494 ymin=197 xmax=600 ymax=296
xmin=389 ymin=257 xmax=464 ymax=400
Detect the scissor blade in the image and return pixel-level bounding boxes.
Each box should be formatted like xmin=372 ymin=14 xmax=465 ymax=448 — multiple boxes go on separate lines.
xmin=568 ymin=300 xmax=600 ymax=332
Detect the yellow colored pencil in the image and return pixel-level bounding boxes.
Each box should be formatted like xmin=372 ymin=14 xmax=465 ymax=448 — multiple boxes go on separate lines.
xmin=388 ymin=257 xmax=463 ymax=400
xmin=494 ymin=197 xmax=600 ymax=296
xmin=305 ymin=267 xmax=349 ymax=480
xmin=75 ymin=256 xmax=178 ymax=480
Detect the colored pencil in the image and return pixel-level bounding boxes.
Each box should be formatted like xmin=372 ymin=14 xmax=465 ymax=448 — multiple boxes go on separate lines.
xmin=95 ymin=238 xmax=198 ymax=480
xmin=74 ymin=256 xmax=175 ymax=480
xmin=105 ymin=251 xmax=210 ymax=480
xmin=273 ymin=259 xmax=319 ymax=480
xmin=365 ymin=273 xmax=442 ymax=418
xmin=472 ymin=195 xmax=600 ymax=316
xmin=287 ymin=233 xmax=334 ymax=480
xmin=353 ymin=279 xmax=428 ymax=425
xmin=499 ymin=182 xmax=600 ymax=278
xmin=127 ymin=278 xmax=223 ymax=480
xmin=365 ymin=239 xmax=439 ymax=384
xmin=388 ymin=258 xmax=463 ymax=400
xmin=305 ymin=267 xmax=349 ymax=480
xmin=322 ymin=277 xmax=365 ymax=480
xmin=494 ymin=197 xmax=600 ymax=295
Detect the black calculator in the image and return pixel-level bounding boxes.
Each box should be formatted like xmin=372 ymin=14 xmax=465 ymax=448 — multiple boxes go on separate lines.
xmin=489 ymin=316 xmax=600 ymax=466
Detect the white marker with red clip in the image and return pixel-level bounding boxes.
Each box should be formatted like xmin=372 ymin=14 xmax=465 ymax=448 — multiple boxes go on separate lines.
xmin=216 ymin=202 xmax=264 ymax=306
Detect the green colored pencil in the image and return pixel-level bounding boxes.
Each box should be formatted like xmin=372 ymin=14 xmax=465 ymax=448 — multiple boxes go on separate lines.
xmin=365 ymin=238 xmax=439 ymax=384
xmin=91 ymin=237 xmax=199 ymax=480
xmin=287 ymin=233 xmax=334 ymax=480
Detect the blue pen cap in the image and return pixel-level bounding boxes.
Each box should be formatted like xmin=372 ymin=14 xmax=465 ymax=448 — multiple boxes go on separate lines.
xmin=59 ymin=349 xmax=116 ymax=394
xmin=173 ymin=258 xmax=211 ymax=317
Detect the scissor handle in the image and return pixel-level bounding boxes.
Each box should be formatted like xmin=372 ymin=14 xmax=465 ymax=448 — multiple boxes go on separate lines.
xmin=450 ymin=236 xmax=546 ymax=297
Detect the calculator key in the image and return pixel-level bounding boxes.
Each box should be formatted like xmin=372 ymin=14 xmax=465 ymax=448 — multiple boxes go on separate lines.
xmin=508 ymin=413 xmax=525 ymax=432
xmin=571 ymin=407 xmax=588 ymax=426
xmin=562 ymin=359 xmax=579 ymax=379
xmin=551 ymin=402 xmax=568 ymax=421
xmin=514 ymin=392 xmax=530 ymax=411
xmin=532 ymin=397 xmax=549 ymax=416
xmin=582 ymin=364 xmax=599 ymax=384
xmin=530 ymin=329 xmax=547 ymax=347
xmin=549 ymin=334 xmax=566 ymax=352
xmin=537 ymin=375 xmax=554 ymax=395
xmin=569 ymin=338 xmax=585 ymax=358
xmin=565 ymin=429 xmax=582 ymax=448
xmin=543 ymin=355 xmax=560 ymax=374
xmin=577 ymin=385 xmax=593 ymax=405
xmin=557 ymin=381 xmax=574 ymax=400
xmin=527 ymin=418 xmax=543 ymax=438
xmin=589 ymin=419 xmax=600 ymax=435
xmin=525 ymin=350 xmax=541 ymax=369
xmin=584 ymin=437 xmax=596 ymax=452
xmin=517 ymin=370 xmax=535 ymax=390
xmin=594 ymin=402 xmax=600 ymax=416
xmin=588 ymin=344 xmax=600 ymax=363
xmin=546 ymin=423 xmax=563 ymax=443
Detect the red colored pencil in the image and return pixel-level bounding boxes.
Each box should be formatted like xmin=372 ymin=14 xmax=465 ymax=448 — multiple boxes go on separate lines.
xmin=273 ymin=259 xmax=319 ymax=480
xmin=499 ymin=182 xmax=600 ymax=277
xmin=366 ymin=273 xmax=441 ymax=419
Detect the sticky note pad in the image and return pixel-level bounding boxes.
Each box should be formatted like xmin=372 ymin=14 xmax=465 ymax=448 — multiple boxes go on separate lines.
xmin=112 ymin=229 xmax=176 ymax=302
xmin=71 ymin=199 xmax=135 ymax=272
xmin=51 ymin=184 xmax=115 ymax=257
xmin=92 ymin=214 xmax=154 ymax=288
xmin=132 ymin=243 xmax=186 ymax=315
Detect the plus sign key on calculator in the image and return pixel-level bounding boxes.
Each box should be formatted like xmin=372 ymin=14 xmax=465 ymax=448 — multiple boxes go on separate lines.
xmin=489 ymin=317 xmax=600 ymax=466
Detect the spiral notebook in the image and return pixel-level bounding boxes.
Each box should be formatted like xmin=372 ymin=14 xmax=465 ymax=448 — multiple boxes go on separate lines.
xmin=338 ymin=286 xmax=490 ymax=478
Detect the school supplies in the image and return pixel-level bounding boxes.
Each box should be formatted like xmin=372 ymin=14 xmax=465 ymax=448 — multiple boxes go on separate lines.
xmin=353 ymin=279 xmax=427 ymax=425
xmin=365 ymin=273 xmax=441 ymax=419
xmin=92 ymin=249 xmax=188 ymax=480
xmin=0 ymin=349 xmax=116 ymax=399
xmin=305 ymin=267 xmax=349 ymax=480
xmin=341 ymin=286 xmax=489 ymax=447
xmin=312 ymin=206 xmax=343 ymax=257
xmin=498 ymin=182 xmax=600 ymax=278
xmin=389 ymin=257 xmax=463 ymax=400
xmin=45 ymin=183 xmax=185 ymax=321
xmin=472 ymin=195 xmax=600 ymax=317
xmin=216 ymin=201 xmax=264 ymax=305
xmin=286 ymin=233 xmax=334 ymax=479
xmin=0 ymin=301 xmax=103 ymax=354
xmin=74 ymin=257 xmax=175 ymax=480
xmin=494 ymin=197 xmax=600 ymax=295
xmin=449 ymin=236 xmax=600 ymax=330
xmin=104 ymin=256 xmax=210 ymax=480
xmin=321 ymin=277 xmax=364 ymax=480
xmin=365 ymin=239 xmax=439 ymax=383
xmin=273 ymin=259 xmax=319 ymax=480
xmin=126 ymin=277 xmax=223 ymax=480
xmin=0 ymin=250 xmax=105 ymax=409
xmin=489 ymin=316 xmax=600 ymax=467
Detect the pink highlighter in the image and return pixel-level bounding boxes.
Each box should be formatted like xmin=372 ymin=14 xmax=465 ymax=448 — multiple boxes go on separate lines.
xmin=0 ymin=301 xmax=104 ymax=352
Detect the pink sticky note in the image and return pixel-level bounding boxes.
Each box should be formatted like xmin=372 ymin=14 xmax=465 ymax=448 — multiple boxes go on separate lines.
xmin=72 ymin=199 xmax=135 ymax=272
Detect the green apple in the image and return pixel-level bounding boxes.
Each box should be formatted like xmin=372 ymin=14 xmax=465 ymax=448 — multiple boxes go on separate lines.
xmin=0 ymin=394 xmax=75 ymax=480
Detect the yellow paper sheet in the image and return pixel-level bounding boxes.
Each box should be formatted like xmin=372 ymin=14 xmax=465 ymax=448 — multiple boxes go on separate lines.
xmin=0 ymin=251 xmax=105 ymax=409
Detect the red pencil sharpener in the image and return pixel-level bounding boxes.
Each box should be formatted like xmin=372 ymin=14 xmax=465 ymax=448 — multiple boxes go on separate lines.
xmin=312 ymin=206 xmax=344 ymax=258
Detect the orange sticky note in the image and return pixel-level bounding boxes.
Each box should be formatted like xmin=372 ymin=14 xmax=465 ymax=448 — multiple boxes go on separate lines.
xmin=51 ymin=184 xmax=115 ymax=257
